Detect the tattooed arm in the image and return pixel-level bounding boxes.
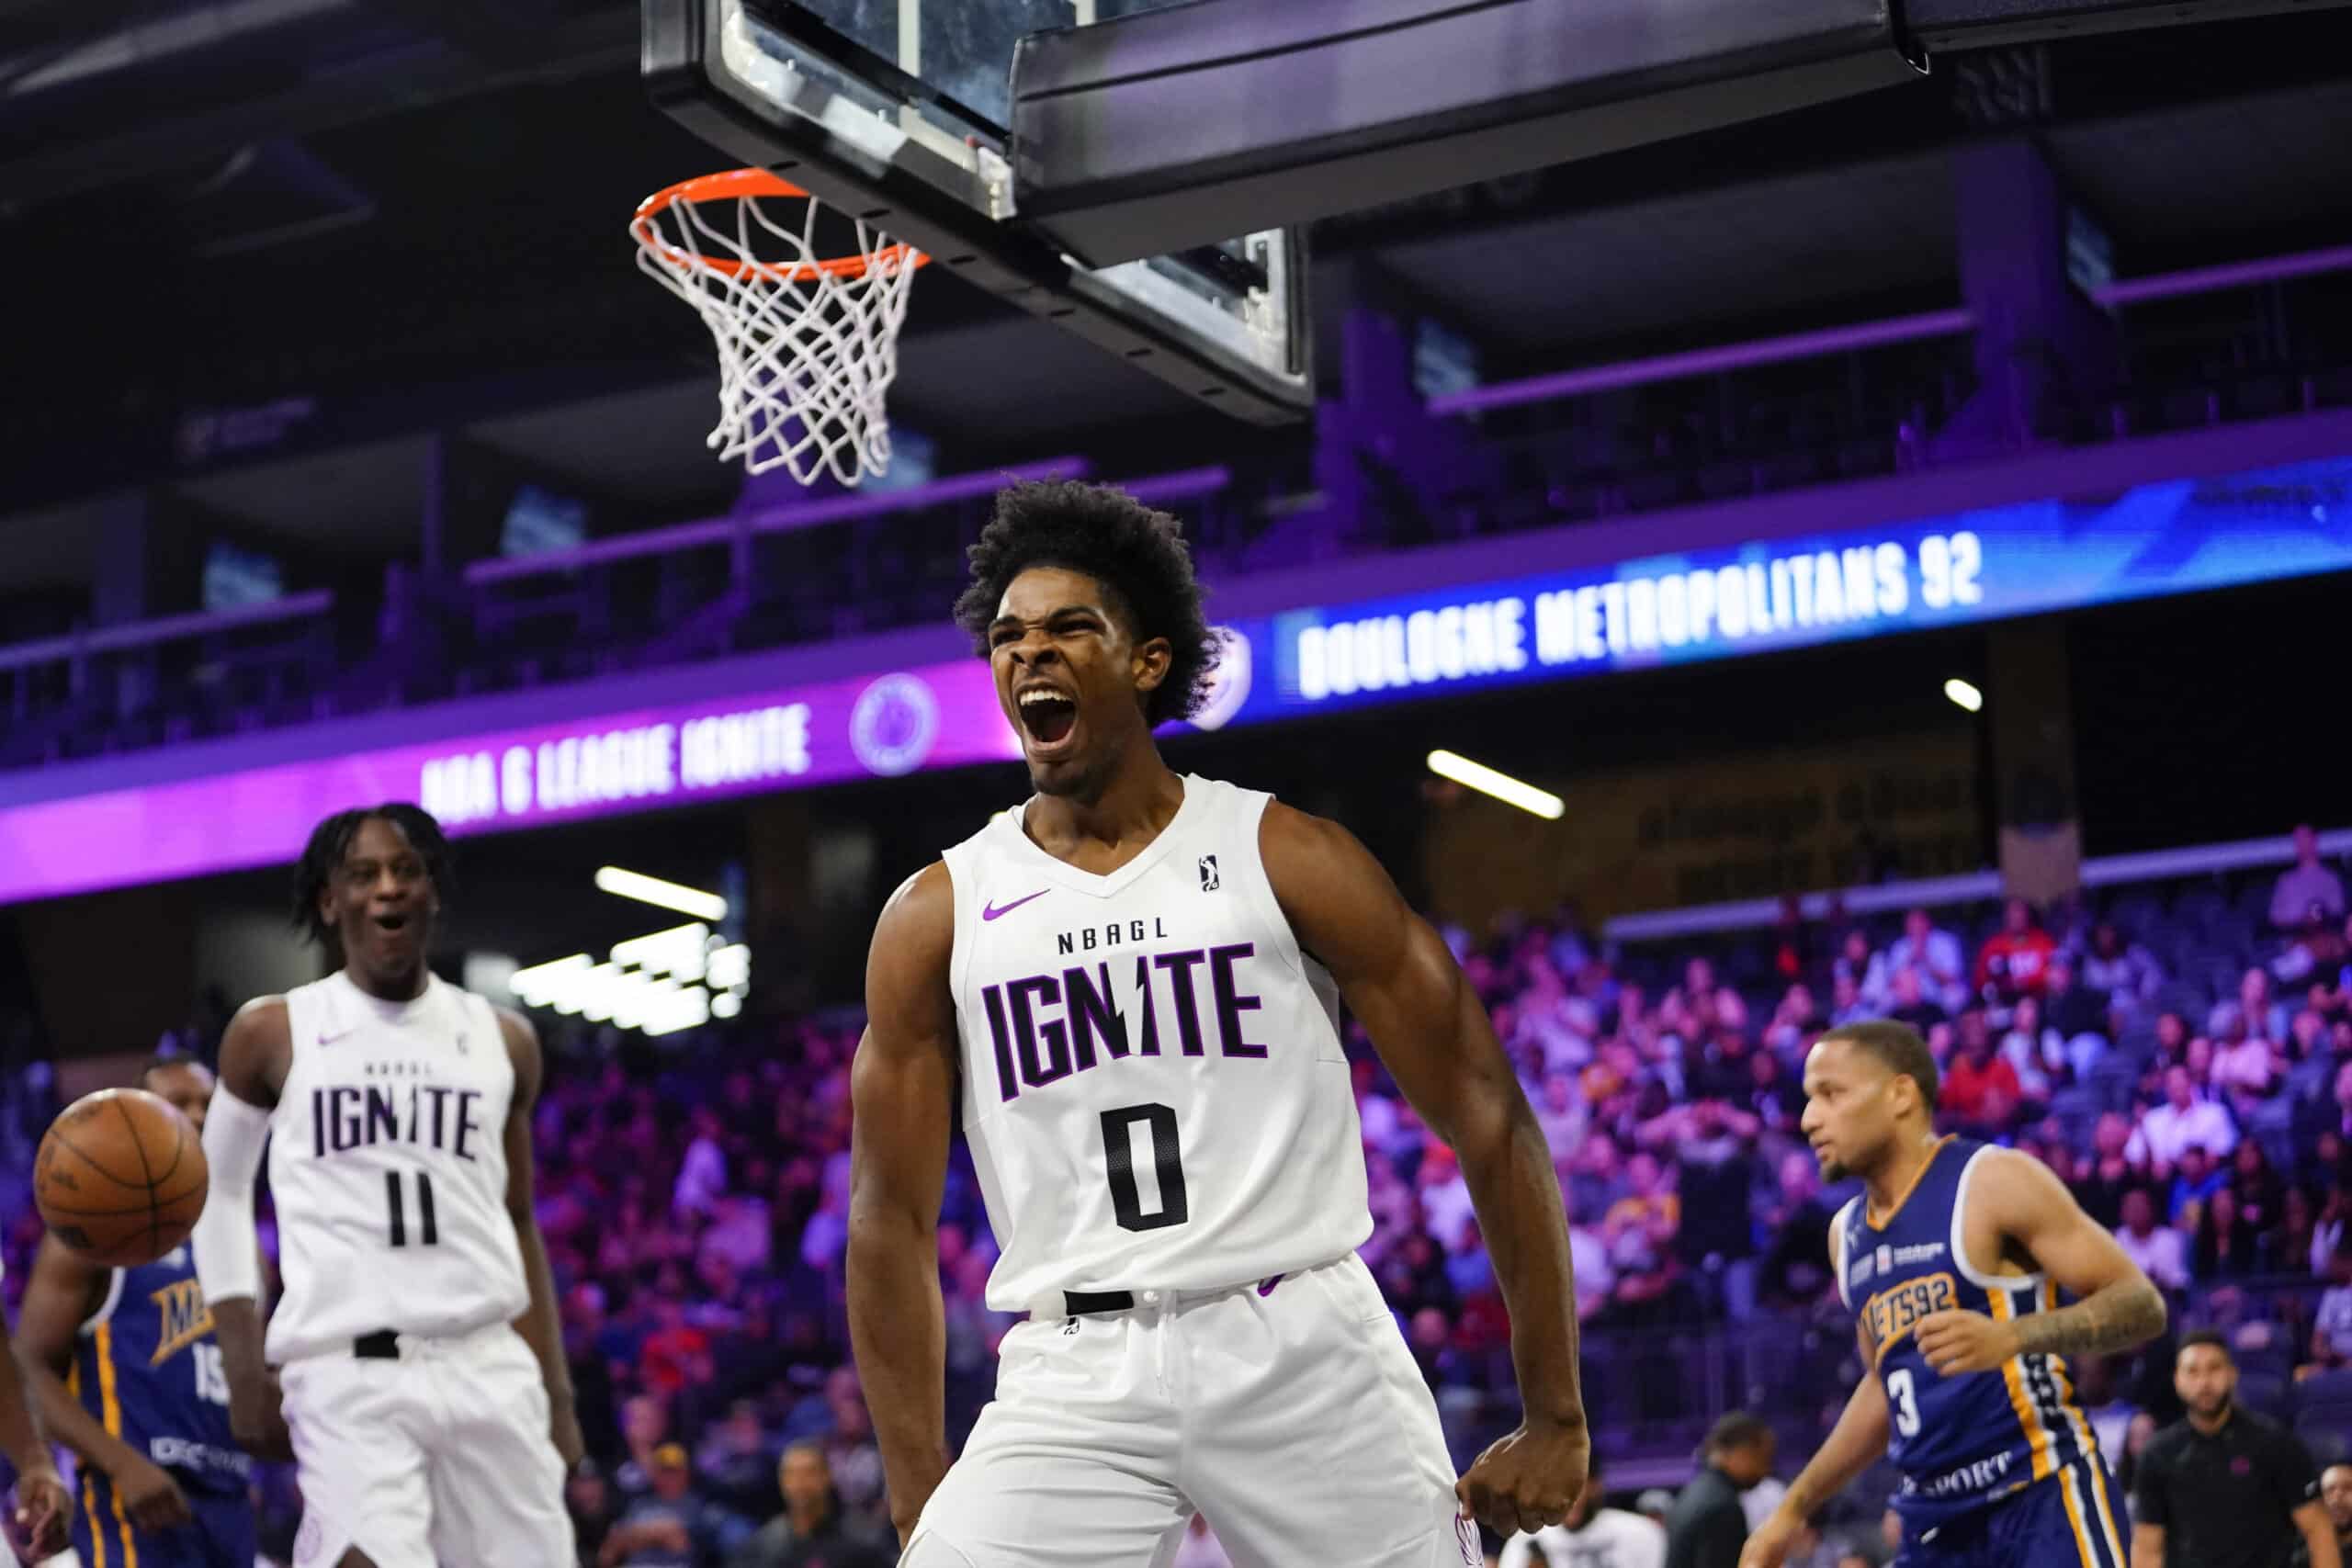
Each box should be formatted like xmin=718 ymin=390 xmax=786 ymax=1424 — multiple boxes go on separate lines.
xmin=1917 ymin=1149 xmax=2166 ymax=1375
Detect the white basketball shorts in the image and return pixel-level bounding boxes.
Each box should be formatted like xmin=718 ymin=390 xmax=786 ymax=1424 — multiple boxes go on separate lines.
xmin=279 ymin=1321 xmax=574 ymax=1568
xmin=903 ymin=1254 xmax=1476 ymax=1568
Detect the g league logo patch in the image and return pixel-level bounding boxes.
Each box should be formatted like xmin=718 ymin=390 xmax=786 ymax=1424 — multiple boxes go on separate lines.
xmin=1199 ymin=854 xmax=1221 ymax=891
xmin=1877 ymin=1245 xmax=1894 ymax=1276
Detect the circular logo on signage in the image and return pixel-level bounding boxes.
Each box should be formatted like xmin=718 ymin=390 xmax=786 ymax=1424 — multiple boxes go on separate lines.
xmin=1186 ymin=626 xmax=1252 ymax=732
xmin=851 ymin=672 xmax=940 ymax=776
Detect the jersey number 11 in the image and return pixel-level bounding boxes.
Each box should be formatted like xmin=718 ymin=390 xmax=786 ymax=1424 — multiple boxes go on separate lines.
xmin=384 ymin=1171 xmax=441 ymax=1247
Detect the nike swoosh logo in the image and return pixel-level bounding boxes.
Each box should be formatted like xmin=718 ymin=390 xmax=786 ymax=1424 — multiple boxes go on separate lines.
xmin=982 ymin=889 xmax=1049 ymax=921
xmin=319 ymin=1028 xmax=354 ymax=1046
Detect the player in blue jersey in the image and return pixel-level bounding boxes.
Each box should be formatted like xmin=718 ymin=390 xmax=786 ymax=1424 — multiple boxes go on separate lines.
xmin=1741 ymin=1020 xmax=2167 ymax=1568
xmin=15 ymin=1057 xmax=254 ymax=1568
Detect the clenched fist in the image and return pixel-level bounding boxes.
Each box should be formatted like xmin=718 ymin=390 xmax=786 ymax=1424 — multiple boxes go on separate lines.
xmin=1456 ymin=1416 xmax=1589 ymax=1540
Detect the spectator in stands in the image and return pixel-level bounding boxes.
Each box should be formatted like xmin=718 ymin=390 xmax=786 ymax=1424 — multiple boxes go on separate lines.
xmin=729 ymin=1442 xmax=890 ymax=1568
xmin=1757 ymin=1151 xmax=1838 ymax=1309
xmin=1533 ymin=1072 xmax=1587 ymax=1162
xmin=1641 ymin=1099 xmax=1762 ymax=1320
xmin=2071 ymin=1111 xmax=2147 ymax=1230
xmin=1419 ymin=1142 xmax=1478 ymax=1252
xmin=2305 ymin=1262 xmax=2352 ymax=1382
xmin=2264 ymin=1185 xmax=2321 ymax=1277
xmin=2242 ymin=968 xmax=2293 ymax=1050
xmin=1663 ymin=1412 xmax=1775 ymax=1568
xmin=2195 ymin=1185 xmax=2262 ymax=1281
xmin=1570 ymin=1201 xmax=1616 ymax=1324
xmin=675 ymin=1106 xmax=729 ymax=1218
xmin=2211 ymin=1005 xmax=2286 ymax=1120
xmin=1997 ymin=994 xmax=2071 ymax=1100
xmin=2171 ymin=1145 xmax=2229 ymax=1225
xmin=1604 ymin=1152 xmax=1683 ymax=1323
xmin=1381 ymin=1229 xmax=1458 ymax=1322
xmin=1939 ymin=1014 xmax=2027 ymax=1134
xmin=1826 ymin=971 xmax=1871 ymax=1029
xmin=1834 ymin=929 xmax=1886 ymax=1010
xmin=571 ymin=1461 xmax=621 ymax=1568
xmin=2119 ymin=1189 xmax=2191 ymax=1291
xmin=2271 ymin=824 xmax=2346 ymax=935
xmin=2229 ymin=1140 xmax=2285 ymax=1231
xmin=2040 ymin=953 xmax=2113 ymax=1077
xmin=813 ymin=1370 xmax=885 ymax=1529
xmin=2130 ymin=1067 xmax=2241 ymax=1166
xmin=2080 ymin=921 xmax=2162 ymax=1031
xmin=616 ymin=1393 xmax=675 ymax=1500
xmin=1884 ymin=966 xmax=1950 ymax=1038
xmin=1975 ymin=897 xmax=2057 ymax=1004
xmin=1883 ymin=908 xmax=1968 ymax=1013
xmin=1745 ymin=1048 xmax=1804 ymax=1136
xmin=601 ymin=1444 xmax=726 ymax=1568
xmin=695 ymin=1400 xmax=780 ymax=1523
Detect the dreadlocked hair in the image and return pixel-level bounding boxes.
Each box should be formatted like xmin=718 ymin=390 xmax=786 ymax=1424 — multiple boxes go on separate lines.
xmin=292 ymin=804 xmax=452 ymax=946
xmin=952 ymin=479 xmax=1219 ymax=728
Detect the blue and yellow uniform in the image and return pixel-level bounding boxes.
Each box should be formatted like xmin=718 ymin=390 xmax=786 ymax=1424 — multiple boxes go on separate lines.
xmin=68 ymin=1245 xmax=254 ymax=1568
xmin=1837 ymin=1136 xmax=2127 ymax=1567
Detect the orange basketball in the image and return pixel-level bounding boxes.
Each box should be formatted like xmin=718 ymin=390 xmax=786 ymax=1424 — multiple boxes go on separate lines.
xmin=35 ymin=1089 xmax=210 ymax=1268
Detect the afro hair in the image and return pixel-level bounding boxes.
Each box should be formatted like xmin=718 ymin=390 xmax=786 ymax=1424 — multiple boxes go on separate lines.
xmin=952 ymin=479 xmax=1220 ymax=728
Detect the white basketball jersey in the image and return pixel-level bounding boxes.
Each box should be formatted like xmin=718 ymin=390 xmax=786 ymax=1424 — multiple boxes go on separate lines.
xmin=941 ymin=773 xmax=1371 ymax=1312
xmin=265 ymin=971 xmax=529 ymax=1362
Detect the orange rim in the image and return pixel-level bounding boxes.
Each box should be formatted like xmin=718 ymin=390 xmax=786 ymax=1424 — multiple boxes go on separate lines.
xmin=632 ymin=167 xmax=929 ymax=284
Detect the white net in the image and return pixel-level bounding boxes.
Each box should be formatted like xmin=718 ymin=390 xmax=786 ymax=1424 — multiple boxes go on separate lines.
xmin=632 ymin=175 xmax=924 ymax=486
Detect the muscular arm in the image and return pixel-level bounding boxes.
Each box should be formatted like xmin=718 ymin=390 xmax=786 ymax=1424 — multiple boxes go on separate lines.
xmin=1262 ymin=804 xmax=1581 ymax=1432
xmin=11 ymin=1238 xmax=137 ymax=1475
xmin=500 ymin=1008 xmax=581 ymax=1466
xmin=1979 ymin=1151 xmax=2168 ymax=1359
xmin=846 ymin=863 xmax=959 ymax=1545
xmin=0 ymin=1314 xmax=56 ymax=1479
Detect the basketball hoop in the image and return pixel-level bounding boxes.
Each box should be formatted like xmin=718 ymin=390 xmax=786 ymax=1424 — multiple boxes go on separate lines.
xmin=631 ymin=169 xmax=927 ymax=487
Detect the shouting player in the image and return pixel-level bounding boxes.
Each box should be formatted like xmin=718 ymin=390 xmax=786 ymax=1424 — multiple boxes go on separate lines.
xmin=190 ymin=805 xmax=582 ymax=1567
xmin=849 ymin=480 xmax=1588 ymax=1566
xmin=16 ymin=1057 xmax=254 ymax=1568
xmin=1742 ymin=1021 xmax=2165 ymax=1568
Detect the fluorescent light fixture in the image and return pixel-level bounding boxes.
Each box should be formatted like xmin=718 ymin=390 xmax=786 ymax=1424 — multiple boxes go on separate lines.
xmin=1427 ymin=750 xmax=1564 ymax=820
xmin=594 ymin=866 xmax=728 ymax=922
xmin=509 ymin=931 xmax=748 ymax=1040
xmin=1944 ymin=677 xmax=1984 ymax=713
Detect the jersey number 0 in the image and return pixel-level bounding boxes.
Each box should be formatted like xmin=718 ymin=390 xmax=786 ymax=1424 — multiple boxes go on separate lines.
xmin=1100 ymin=1104 xmax=1189 ymax=1232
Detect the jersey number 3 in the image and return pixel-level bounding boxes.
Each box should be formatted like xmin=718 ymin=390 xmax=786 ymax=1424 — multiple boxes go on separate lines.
xmin=384 ymin=1171 xmax=442 ymax=1247
xmin=1888 ymin=1368 xmax=1921 ymax=1438
xmin=1100 ymin=1104 xmax=1189 ymax=1232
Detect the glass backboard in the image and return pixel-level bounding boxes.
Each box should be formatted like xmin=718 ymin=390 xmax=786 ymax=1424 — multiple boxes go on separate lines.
xmin=644 ymin=0 xmax=1310 ymax=424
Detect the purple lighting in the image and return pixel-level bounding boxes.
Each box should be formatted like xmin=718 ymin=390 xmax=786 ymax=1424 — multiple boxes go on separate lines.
xmin=0 ymin=659 xmax=1023 ymax=908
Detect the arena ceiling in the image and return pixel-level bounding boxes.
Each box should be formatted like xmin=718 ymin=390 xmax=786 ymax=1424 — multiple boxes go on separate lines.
xmin=1 ymin=1 xmax=2349 ymax=588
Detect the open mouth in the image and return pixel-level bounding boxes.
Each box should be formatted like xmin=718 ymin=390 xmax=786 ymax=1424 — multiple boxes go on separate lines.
xmin=1015 ymin=688 xmax=1079 ymax=750
xmin=372 ymin=912 xmax=412 ymax=936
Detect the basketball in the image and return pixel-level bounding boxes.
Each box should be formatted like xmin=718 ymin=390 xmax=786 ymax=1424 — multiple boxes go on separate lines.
xmin=34 ymin=1089 xmax=210 ymax=1269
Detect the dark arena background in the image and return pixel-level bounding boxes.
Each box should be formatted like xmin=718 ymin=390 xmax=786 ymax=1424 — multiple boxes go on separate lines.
xmin=6 ymin=1 xmax=2352 ymax=1563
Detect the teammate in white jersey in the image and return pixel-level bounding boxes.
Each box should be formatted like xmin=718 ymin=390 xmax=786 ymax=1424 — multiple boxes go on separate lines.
xmin=849 ymin=480 xmax=1589 ymax=1567
xmin=189 ymin=804 xmax=582 ymax=1568
xmin=1498 ymin=1453 xmax=1665 ymax=1568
